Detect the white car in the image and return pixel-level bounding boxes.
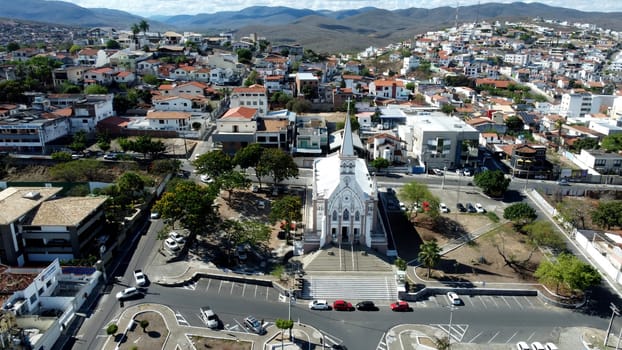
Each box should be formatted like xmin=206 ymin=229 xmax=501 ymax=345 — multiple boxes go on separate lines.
xmin=133 ymin=269 xmax=147 ymax=287
xmin=439 ymin=203 xmax=449 ymax=213
xmin=516 ymin=342 xmax=529 ymax=350
xmin=150 ymin=211 xmax=161 ymax=219
xmin=447 ymin=291 xmax=462 ymax=305
xmin=200 ymin=174 xmax=214 ymax=183
xmin=308 ymin=300 xmax=330 ymax=310
xmin=164 ymin=238 xmax=180 ymax=251
xmin=169 ymin=231 xmax=186 ymax=244
xmin=475 ymin=203 xmax=486 ymax=213
xmin=530 ymin=342 xmax=545 ymax=350
xmin=200 ymin=306 xmax=219 ymax=329
xmin=116 ymin=287 xmax=142 ymax=300
xmin=463 ymin=168 xmax=472 ymax=176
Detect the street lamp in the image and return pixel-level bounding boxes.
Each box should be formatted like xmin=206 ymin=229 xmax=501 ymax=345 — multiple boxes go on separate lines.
xmin=605 ymin=302 xmax=620 ymax=347
xmin=447 ymin=304 xmax=457 ymax=348
xmin=441 ymin=161 xmax=448 ymax=190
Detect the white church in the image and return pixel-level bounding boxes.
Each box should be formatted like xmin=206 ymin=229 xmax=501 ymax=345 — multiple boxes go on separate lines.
xmin=304 ymin=116 xmax=388 ymax=254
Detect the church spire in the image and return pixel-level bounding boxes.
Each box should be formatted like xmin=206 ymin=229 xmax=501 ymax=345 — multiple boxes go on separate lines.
xmin=340 ymin=99 xmax=355 ymax=157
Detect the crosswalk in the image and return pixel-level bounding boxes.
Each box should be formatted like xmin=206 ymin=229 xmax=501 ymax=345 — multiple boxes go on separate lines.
xmin=302 ymin=275 xmax=398 ymax=300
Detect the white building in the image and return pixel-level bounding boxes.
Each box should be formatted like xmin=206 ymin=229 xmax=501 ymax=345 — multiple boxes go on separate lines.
xmin=307 ymin=116 xmax=387 ymax=253
xmin=145 ymin=111 xmax=191 ymax=131
xmin=230 ymin=84 xmax=268 ymax=117
xmin=70 ymin=94 xmax=114 ymax=134
xmin=559 ymin=91 xmax=616 ymax=118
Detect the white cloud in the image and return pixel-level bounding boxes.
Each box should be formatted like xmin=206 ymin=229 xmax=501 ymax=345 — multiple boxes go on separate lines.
xmin=58 ymin=0 xmax=622 ymax=17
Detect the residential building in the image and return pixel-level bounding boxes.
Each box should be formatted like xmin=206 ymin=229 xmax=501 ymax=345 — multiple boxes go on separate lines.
xmin=144 ymin=111 xmax=191 ymax=131
xmin=212 ymin=106 xmax=258 ymax=154
xmin=152 ymin=94 xmax=208 ymax=112
xmin=367 ymin=133 xmax=407 ymax=163
xmin=294 ymin=115 xmax=328 ymax=155
xmin=0 ymin=187 xmax=108 ymax=266
xmin=52 ymin=66 xmax=85 ymax=88
xmin=307 ymin=116 xmax=386 ymax=253
xmin=0 ymin=108 xmax=70 ymax=154
xmin=229 ymin=84 xmax=268 ymax=117
xmin=295 ymin=73 xmax=319 ymax=98
xmin=70 ymin=94 xmax=114 ymax=134
xmin=368 ymin=79 xmax=408 ymax=100
xmin=576 ymin=149 xmax=622 ymax=175
xmin=559 ymin=91 xmax=616 ymax=118
xmin=158 ymin=81 xmax=208 ymax=97
xmin=505 ymin=144 xmax=549 ymax=179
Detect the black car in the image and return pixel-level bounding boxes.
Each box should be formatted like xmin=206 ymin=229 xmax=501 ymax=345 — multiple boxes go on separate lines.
xmin=456 ymin=203 xmax=466 ymax=212
xmin=332 ymin=345 xmax=348 ymax=350
xmin=466 ymin=202 xmax=477 ymax=213
xmin=355 ymin=300 xmax=377 ymax=311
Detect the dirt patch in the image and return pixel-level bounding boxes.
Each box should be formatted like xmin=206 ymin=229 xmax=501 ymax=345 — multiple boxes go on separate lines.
xmin=115 ymin=311 xmax=168 ymax=350
xmin=415 ymin=213 xmax=493 ymax=246
xmin=190 ymin=335 xmax=252 ymax=350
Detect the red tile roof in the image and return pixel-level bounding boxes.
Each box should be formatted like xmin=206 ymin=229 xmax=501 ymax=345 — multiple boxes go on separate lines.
xmin=221 ymin=107 xmax=257 ymax=120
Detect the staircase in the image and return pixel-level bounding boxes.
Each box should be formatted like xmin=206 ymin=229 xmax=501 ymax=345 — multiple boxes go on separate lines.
xmin=301 ymin=274 xmax=398 ymax=301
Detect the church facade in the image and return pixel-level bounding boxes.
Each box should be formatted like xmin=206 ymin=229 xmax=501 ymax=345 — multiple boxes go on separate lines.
xmin=305 ymin=116 xmax=388 ymax=253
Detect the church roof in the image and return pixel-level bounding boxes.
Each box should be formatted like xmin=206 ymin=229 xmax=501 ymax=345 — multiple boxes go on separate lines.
xmin=313 ymin=155 xmax=374 ymax=201
xmin=340 ymin=115 xmax=355 ymax=157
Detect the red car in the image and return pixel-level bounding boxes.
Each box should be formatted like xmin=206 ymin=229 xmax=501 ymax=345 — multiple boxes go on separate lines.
xmin=390 ymin=301 xmax=410 ymax=312
xmin=332 ymin=299 xmax=353 ymax=311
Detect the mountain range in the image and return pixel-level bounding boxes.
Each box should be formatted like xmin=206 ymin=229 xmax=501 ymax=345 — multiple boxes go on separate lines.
xmin=3 ymin=1 xmax=622 ymax=52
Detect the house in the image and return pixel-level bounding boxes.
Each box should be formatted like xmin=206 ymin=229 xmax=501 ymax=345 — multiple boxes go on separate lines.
xmin=2 ymin=259 xmax=101 ymax=350
xmin=145 ymin=111 xmax=191 ymax=131
xmin=307 ymin=116 xmax=387 ymax=253
xmin=77 ymin=48 xmax=100 ymax=66
xmin=230 ymin=84 xmax=268 ymax=117
xmin=83 ymin=67 xmax=115 ymax=86
xmin=264 ymin=75 xmax=284 ymax=93
xmin=159 ymin=81 xmax=208 ymax=97
xmin=212 ymin=106 xmax=258 ymax=154
xmin=0 ymin=109 xmax=70 ymax=154
xmin=113 ymin=71 xmax=136 ymax=84
xmin=294 ymin=115 xmax=328 ymax=155
xmin=0 ymin=187 xmax=108 ymax=266
xmin=152 ymin=94 xmax=209 ymax=112
xmin=71 ymin=94 xmax=114 ymax=134
xmin=576 ymin=149 xmax=622 ymax=175
xmin=256 ymin=118 xmax=289 ymax=149
xmin=367 ymin=133 xmax=406 ymax=163
xmin=295 ymin=73 xmax=319 ymax=98
xmin=503 ymin=144 xmax=550 ymax=179
xmin=52 ymin=66 xmax=85 ymax=88
xmin=368 ymin=79 xmax=408 ymax=100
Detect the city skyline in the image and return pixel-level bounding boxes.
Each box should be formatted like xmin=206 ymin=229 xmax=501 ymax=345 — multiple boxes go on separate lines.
xmin=54 ymin=0 xmax=622 ymax=17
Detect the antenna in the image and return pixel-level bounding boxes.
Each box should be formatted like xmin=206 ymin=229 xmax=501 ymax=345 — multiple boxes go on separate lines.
xmin=455 ymin=1 xmax=459 ymax=30
xmin=476 ymin=0 xmax=481 ymax=25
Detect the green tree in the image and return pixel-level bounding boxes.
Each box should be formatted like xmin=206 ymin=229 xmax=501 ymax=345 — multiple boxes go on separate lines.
xmin=237 ymin=48 xmax=253 ymax=64
xmin=131 ymin=23 xmax=141 ymax=45
xmin=418 ymin=240 xmax=441 ymax=278
xmin=503 ymin=203 xmax=537 ymax=228
xmin=69 ymin=44 xmax=82 ymax=55
xmin=219 ymin=171 xmax=251 ymax=202
xmin=142 ymin=74 xmax=158 ymax=85
xmin=258 ymin=148 xmax=299 ymax=187
xmin=117 ymin=172 xmax=145 ymax=201
xmin=85 ymin=84 xmax=108 ymax=94
xmin=244 ymin=70 xmax=262 ymax=86
xmin=399 ymin=182 xmax=439 ymax=218
xmin=150 ymin=159 xmax=182 ymax=175
xmin=275 ymin=318 xmax=294 ymax=345
xmin=49 ymin=159 xmax=103 ymax=182
xmin=139 ymin=319 xmax=149 ymax=332
xmin=69 ymin=131 xmax=87 ymax=152
xmin=590 ymin=201 xmax=622 ymax=229
xmin=194 ymin=150 xmax=234 ymax=178
xmin=51 ymin=151 xmax=73 ymax=162
xmin=394 ymin=257 xmax=407 ymax=271
xmin=370 ymin=157 xmax=391 ymax=173
xmin=474 ymin=170 xmax=510 ymax=198
xmin=106 ymin=40 xmax=121 ymax=49
xmin=535 ymin=253 xmax=600 ymax=294
xmin=138 ymin=19 xmax=150 ymax=36
xmin=571 ymin=137 xmax=599 ymax=152
xmin=233 ymin=144 xmax=264 ymax=184
xmin=7 ymin=42 xmax=20 ymax=52
xmin=601 ymin=134 xmax=622 ymax=152
xmin=440 ymin=104 xmax=456 ymax=115
xmin=505 ymin=115 xmax=525 ymax=133
xmin=106 ymin=324 xmax=118 ymax=335
xmin=269 ymin=195 xmax=302 ymax=242
xmin=285 ymin=98 xmax=311 ymax=113
xmin=153 ymin=181 xmax=218 ymax=232
xmin=523 ymin=220 xmax=565 ymax=251
xmin=405 ymin=82 xmax=415 ymax=91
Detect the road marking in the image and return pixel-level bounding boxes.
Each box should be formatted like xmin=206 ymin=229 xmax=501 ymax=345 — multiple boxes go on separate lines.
xmin=512 ymin=296 xmax=524 ymax=310
xmin=487 ymin=331 xmax=500 ymax=343
xmin=134 ymin=336 xmax=142 ymax=343
xmin=466 ymin=331 xmax=483 ymax=343
xmin=234 ymin=319 xmax=248 ymax=333
xmin=488 ymin=296 xmax=499 ymax=308
xmin=175 ymin=311 xmax=189 ymax=326
xmin=254 ymin=285 xmax=258 ymax=298
xmin=242 ymin=283 xmax=247 ymax=296
xmin=477 ymin=296 xmax=488 ymax=309
xmin=218 ymin=281 xmax=224 ymax=293
xmin=501 ymin=296 xmax=512 ymax=308
xmin=506 ymin=331 xmax=519 ymax=343
xmin=526 ymin=331 xmax=536 ymax=342
xmin=266 ymin=287 xmax=270 ymax=300
xmin=206 ymin=279 xmax=212 ymax=292
xmin=523 ymin=296 xmax=534 ymax=307
xmin=230 ymin=282 xmax=235 ymax=294
xmin=466 ymin=296 xmax=476 ymax=307
xmin=375 ymin=332 xmax=387 ymax=350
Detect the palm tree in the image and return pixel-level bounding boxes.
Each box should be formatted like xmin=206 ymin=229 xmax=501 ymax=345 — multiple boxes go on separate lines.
xmin=131 ymin=24 xmax=140 ymax=46
xmin=138 ymin=20 xmax=150 ymax=37
xmin=418 ymin=240 xmax=442 ymax=278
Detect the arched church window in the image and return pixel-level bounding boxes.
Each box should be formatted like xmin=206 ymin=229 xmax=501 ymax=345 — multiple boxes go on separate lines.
xmin=343 ymin=209 xmax=350 ymax=220
xmin=332 ymin=211 xmax=338 ymax=221
xmin=355 ymin=211 xmax=360 ymax=221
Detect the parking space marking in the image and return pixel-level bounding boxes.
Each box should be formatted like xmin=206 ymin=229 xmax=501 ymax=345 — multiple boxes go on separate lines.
xmin=376 ymin=332 xmax=387 ymax=350
xmin=487 ymin=331 xmax=500 ymax=343
xmin=242 ymin=283 xmax=247 ymax=296
xmin=466 ymin=331 xmax=483 ymax=343
xmin=432 ymin=296 xmax=441 ymax=307
xmin=234 ymin=319 xmax=248 ymax=333
xmin=218 ymin=280 xmax=226 ymax=293
xmin=526 ymin=331 xmax=536 ymax=342
xmin=488 ymin=296 xmax=500 ymax=308
xmin=505 ymin=331 xmax=519 ymax=344
xmin=205 ymin=279 xmax=212 ymax=292
xmin=266 ymin=287 xmax=270 ymax=300
xmin=512 ymin=296 xmax=524 ymax=310
xmin=500 ymin=296 xmax=512 ymax=308
xmin=433 ymin=324 xmax=468 ymax=342
xmin=183 ymin=281 xmax=196 ymax=290
xmin=477 ymin=296 xmax=488 ymax=309
xmin=175 ymin=311 xmax=189 ymax=326
xmin=254 ymin=285 xmax=258 ymax=298
xmin=230 ymin=282 xmax=235 ymax=294
xmin=466 ymin=296 xmax=476 ymax=307
xmin=523 ymin=296 xmax=535 ymax=307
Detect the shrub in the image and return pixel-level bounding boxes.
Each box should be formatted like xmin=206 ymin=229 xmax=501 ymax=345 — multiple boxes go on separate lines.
xmin=106 ymin=323 xmax=118 ymax=335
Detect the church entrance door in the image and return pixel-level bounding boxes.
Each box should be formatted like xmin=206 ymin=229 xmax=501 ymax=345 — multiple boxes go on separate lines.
xmin=341 ymin=226 xmax=349 ymax=244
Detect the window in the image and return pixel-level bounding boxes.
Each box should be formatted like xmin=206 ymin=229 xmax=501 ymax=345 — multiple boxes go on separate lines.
xmin=233 ymin=125 xmax=239 ymax=133
xmin=29 ymin=294 xmax=37 ymax=304
xmin=595 ymin=159 xmax=606 ymax=167
xmin=343 ymin=209 xmax=350 ymax=221
xmin=355 ymin=211 xmax=360 ymax=221
xmin=614 ymin=160 xmax=621 ymax=167
xmin=332 ymin=211 xmax=338 ymax=221
xmin=38 ymin=287 xmax=44 ymax=296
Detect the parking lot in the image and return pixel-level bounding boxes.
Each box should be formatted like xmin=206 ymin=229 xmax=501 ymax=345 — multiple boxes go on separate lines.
xmin=416 ymin=293 xmax=549 ymax=311
xmin=174 ymin=277 xmax=278 ymax=301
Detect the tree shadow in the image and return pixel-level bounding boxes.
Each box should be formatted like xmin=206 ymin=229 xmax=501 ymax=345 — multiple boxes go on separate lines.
xmin=147 ymin=331 xmax=161 ymax=338
xmin=114 ymin=333 xmax=127 ymax=343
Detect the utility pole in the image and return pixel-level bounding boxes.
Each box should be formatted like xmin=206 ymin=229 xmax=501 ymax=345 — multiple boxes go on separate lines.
xmin=447 ymin=305 xmax=457 ymax=349
xmin=605 ymin=302 xmax=620 ymax=347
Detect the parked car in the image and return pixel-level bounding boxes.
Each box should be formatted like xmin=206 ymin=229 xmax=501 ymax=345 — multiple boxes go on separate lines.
xmin=169 ymin=231 xmax=186 ymax=244
xmin=355 ymin=301 xmax=377 ymax=311
xmin=475 ymin=203 xmax=486 ymax=213
xmin=257 ymin=200 xmax=266 ymax=210
xmin=133 ymin=269 xmax=147 ymax=287
xmin=390 ymin=301 xmax=410 ymax=312
xmin=530 ymin=342 xmax=545 ymax=350
xmin=557 ymin=178 xmax=570 ymax=186
xmin=103 ymin=153 xmax=117 ymax=160
xmin=200 ymin=306 xmax=219 ymax=329
xmin=332 ymin=300 xmax=353 ymax=311
xmin=447 ymin=292 xmax=462 ymax=305
xmin=309 ymin=300 xmax=330 ymax=310
xmin=164 ymin=238 xmax=180 ymax=251
xmin=466 ymin=202 xmax=476 ymax=213
xmin=463 ymin=168 xmax=472 ymax=176
xmin=200 ymin=174 xmax=214 ymax=183
xmin=251 ymin=185 xmax=259 ymax=192
xmin=115 ymin=287 xmax=142 ymax=300
xmin=439 ymin=203 xmax=449 ymax=213
xmin=243 ymin=315 xmax=266 ymax=335
xmin=432 ymin=168 xmax=444 ymax=176
xmin=150 ymin=211 xmax=161 ymax=219
xmin=544 ymin=343 xmax=558 ymax=350
xmin=456 ymin=203 xmax=466 ymax=212
xmin=516 ymin=341 xmax=529 ymax=350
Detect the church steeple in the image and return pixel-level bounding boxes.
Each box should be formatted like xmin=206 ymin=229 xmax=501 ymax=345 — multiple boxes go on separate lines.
xmin=340 ymin=101 xmax=355 ymax=157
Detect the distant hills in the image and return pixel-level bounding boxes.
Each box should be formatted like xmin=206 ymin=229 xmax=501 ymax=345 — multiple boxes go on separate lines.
xmin=3 ymin=1 xmax=622 ymax=52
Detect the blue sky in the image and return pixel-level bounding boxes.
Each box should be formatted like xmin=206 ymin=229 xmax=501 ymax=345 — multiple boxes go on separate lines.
xmin=58 ymin=0 xmax=622 ymax=17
